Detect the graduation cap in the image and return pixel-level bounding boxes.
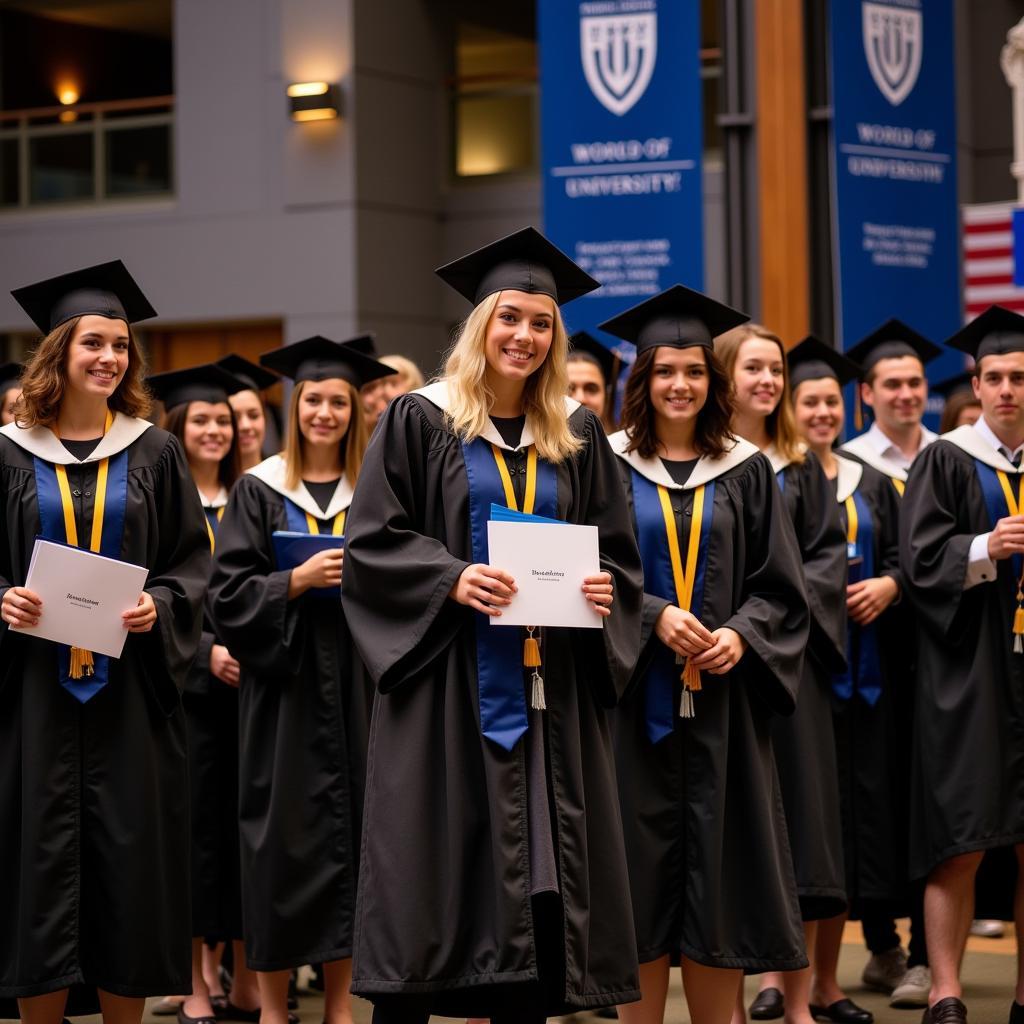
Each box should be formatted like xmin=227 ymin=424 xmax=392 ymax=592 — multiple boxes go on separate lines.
xmin=259 ymin=335 xmax=397 ymax=388
xmin=436 ymin=226 xmax=600 ymax=306
xmin=0 ymin=362 xmax=22 ymax=393
xmin=787 ymin=335 xmax=860 ymax=390
xmin=11 ymin=260 xmax=157 ymax=335
xmin=216 ymin=354 xmax=279 ymax=393
xmin=598 ymin=283 xmax=749 ymax=354
xmin=340 ymin=334 xmax=379 ymax=358
xmin=945 ymin=305 xmax=1024 ymax=362
xmin=845 ymin=318 xmax=943 ymax=376
xmin=148 ymin=364 xmax=247 ymax=412
xmin=568 ymin=331 xmax=626 ymax=384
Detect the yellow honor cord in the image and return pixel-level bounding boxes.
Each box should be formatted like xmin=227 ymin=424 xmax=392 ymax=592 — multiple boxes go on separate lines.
xmin=844 ymin=495 xmax=858 ymax=547
xmin=996 ymin=470 xmax=1024 ymax=651
xmin=303 ymin=508 xmax=346 ymax=535
xmin=892 ymin=478 xmax=905 ymax=497
xmin=52 ymin=411 xmax=114 ymax=679
xmin=657 ymin=483 xmax=706 ymax=697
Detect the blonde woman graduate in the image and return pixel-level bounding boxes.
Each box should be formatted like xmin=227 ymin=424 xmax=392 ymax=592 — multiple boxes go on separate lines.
xmin=716 ymin=324 xmax=848 ymax=1024
xmin=787 ymin=337 xmax=907 ymax=1024
xmin=340 ymin=228 xmax=645 ymax=1024
xmin=208 ymin=336 xmax=395 ymax=1024
xmin=599 ymin=286 xmax=808 ymax=1024
xmin=0 ymin=262 xmax=210 ymax=1024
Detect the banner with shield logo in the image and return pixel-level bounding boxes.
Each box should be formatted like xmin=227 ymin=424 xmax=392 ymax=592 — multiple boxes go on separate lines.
xmin=539 ymin=0 xmax=703 ymax=366
xmin=830 ymin=0 xmax=961 ymax=387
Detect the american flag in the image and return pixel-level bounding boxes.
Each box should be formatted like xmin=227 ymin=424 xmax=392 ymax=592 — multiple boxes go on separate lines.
xmin=963 ymin=201 xmax=1024 ymax=319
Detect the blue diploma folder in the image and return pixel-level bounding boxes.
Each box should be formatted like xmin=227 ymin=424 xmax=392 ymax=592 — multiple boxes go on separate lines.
xmin=271 ymin=531 xmax=344 ymax=599
xmin=488 ymin=503 xmax=564 ymax=526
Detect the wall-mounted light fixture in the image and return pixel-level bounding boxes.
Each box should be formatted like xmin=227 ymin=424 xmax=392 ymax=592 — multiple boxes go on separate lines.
xmin=287 ymin=81 xmax=341 ymax=122
xmin=56 ymin=78 xmax=80 ymax=123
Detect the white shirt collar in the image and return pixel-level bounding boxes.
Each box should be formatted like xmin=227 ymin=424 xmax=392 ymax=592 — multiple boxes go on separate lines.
xmin=197 ymin=484 xmax=229 ymax=509
xmin=973 ymin=415 xmax=1024 ymax=463
xmin=863 ymin=421 xmax=936 ymax=471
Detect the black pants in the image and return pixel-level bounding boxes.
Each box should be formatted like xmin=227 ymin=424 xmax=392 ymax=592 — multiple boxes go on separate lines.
xmin=370 ymin=892 xmax=564 ymax=1024
xmin=860 ymin=882 xmax=928 ymax=968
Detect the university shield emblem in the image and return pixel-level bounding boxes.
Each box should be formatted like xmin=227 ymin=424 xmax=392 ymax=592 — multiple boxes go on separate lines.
xmin=580 ymin=12 xmax=657 ymax=117
xmin=862 ymin=2 xmax=923 ymax=106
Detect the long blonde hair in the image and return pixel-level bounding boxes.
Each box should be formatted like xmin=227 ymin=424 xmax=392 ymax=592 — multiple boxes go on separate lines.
xmin=443 ymin=291 xmax=582 ymax=462
xmin=282 ymin=378 xmax=368 ymax=489
xmin=715 ymin=322 xmax=805 ymax=465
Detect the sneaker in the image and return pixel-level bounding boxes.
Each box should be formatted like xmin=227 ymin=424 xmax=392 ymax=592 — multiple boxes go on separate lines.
xmin=969 ymin=919 xmax=1005 ymax=938
xmin=862 ymin=947 xmax=909 ymax=994
xmin=891 ymin=966 xmax=932 ymax=1008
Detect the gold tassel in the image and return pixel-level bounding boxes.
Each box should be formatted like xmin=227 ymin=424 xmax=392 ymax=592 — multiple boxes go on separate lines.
xmin=682 ymin=658 xmax=702 ymax=693
xmin=70 ymin=647 xmax=95 ymax=679
xmin=523 ymin=626 xmax=542 ymax=668
xmin=1014 ymin=591 xmax=1024 ymax=654
xmin=854 ymin=387 xmax=864 ymax=432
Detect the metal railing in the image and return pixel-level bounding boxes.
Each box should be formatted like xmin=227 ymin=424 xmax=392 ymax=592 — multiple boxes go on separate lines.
xmin=0 ymin=95 xmax=174 ymax=209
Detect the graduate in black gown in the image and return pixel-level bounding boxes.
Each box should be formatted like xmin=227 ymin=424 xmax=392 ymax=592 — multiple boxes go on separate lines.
xmin=340 ymin=228 xmax=644 ymax=1024
xmin=0 ymin=262 xmax=209 ymax=1024
xmin=148 ymin=365 xmax=258 ymax=1024
xmin=218 ymin=354 xmax=279 ymax=473
xmin=787 ymin=338 xmax=908 ymax=1024
xmin=899 ymin=306 xmax=1024 ymax=1024
xmin=714 ymin=323 xmax=848 ymax=1024
xmin=208 ymin=336 xmax=395 ymax=1024
xmin=597 ymin=286 xmax=808 ymax=1024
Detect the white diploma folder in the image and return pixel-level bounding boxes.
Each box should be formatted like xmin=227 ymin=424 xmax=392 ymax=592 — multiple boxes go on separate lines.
xmin=21 ymin=538 xmax=149 ymax=658
xmin=486 ymin=520 xmax=603 ymax=629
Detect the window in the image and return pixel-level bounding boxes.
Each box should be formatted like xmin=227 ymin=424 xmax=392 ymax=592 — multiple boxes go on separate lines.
xmin=452 ymin=23 xmax=537 ymax=179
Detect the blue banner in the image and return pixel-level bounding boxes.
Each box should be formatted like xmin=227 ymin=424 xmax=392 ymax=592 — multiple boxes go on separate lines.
xmin=830 ymin=0 xmax=961 ymax=389
xmin=539 ymin=0 xmax=703 ymax=349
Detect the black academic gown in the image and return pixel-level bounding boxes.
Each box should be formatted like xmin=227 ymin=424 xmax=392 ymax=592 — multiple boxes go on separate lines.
xmin=831 ymin=455 xmax=911 ymax=910
xmin=767 ymin=446 xmax=848 ymax=920
xmin=899 ymin=426 xmax=1024 ymax=882
xmin=183 ymin=494 xmax=243 ymax=941
xmin=340 ymin=385 xmax=644 ymax=1016
xmin=608 ymin=432 xmax=808 ymax=972
xmin=207 ymin=455 xmax=373 ymax=972
xmin=0 ymin=415 xmax=209 ymax=999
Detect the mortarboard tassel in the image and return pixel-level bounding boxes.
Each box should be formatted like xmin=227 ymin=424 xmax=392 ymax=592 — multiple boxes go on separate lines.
xmin=524 ymin=626 xmax=546 ymax=709
xmin=70 ymin=647 xmax=95 ymax=679
xmin=854 ymin=387 xmax=864 ymax=432
xmin=675 ymin=651 xmax=701 ymax=719
xmin=1014 ymin=582 xmax=1024 ymax=654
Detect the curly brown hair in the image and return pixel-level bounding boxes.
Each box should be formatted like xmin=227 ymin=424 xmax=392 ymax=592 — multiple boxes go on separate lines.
xmin=161 ymin=401 xmax=241 ymax=491
xmin=620 ymin=345 xmax=734 ymax=459
xmin=14 ymin=315 xmax=152 ymax=427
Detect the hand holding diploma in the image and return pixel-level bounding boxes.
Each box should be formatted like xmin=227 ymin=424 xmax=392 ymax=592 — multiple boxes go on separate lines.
xmin=2 ymin=586 xmax=43 ymax=629
xmin=449 ymin=564 xmax=517 ymax=616
xmin=123 ymin=591 xmax=157 ymax=633
xmin=581 ymin=571 xmax=614 ymax=617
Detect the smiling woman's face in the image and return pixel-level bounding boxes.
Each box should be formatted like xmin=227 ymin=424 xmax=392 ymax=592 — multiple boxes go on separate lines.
xmin=483 ymin=290 xmax=556 ymax=383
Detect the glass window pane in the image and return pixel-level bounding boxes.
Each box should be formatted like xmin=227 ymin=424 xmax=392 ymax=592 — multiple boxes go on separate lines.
xmin=29 ymin=133 xmax=93 ymax=203
xmin=455 ymin=92 xmax=535 ymax=177
xmin=0 ymin=139 xmax=19 ymax=206
xmin=105 ymin=124 xmax=171 ymax=197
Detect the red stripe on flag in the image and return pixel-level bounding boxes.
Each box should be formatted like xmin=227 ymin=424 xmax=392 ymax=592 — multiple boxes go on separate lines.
xmin=967 ymin=298 xmax=1024 ymax=314
xmin=965 ymin=274 xmax=1016 ymax=287
xmin=964 ymin=220 xmax=1012 ymax=234
xmin=965 ymin=247 xmax=1014 ymax=261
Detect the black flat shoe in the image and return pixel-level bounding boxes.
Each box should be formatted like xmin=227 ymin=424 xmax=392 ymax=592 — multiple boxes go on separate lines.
xmin=1009 ymin=1001 xmax=1024 ymax=1024
xmin=923 ymin=997 xmax=967 ymax=1024
xmin=810 ymin=999 xmax=874 ymax=1024
xmin=594 ymin=1009 xmax=619 ymax=1020
xmin=750 ymin=988 xmax=785 ymax=1021
xmin=178 ymin=1007 xmax=219 ymax=1024
xmin=216 ymin=1004 xmax=260 ymax=1023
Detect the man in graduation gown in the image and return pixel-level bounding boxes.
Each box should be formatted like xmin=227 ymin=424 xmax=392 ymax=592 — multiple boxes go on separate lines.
xmin=838 ymin=321 xmax=944 ymax=1007
xmin=899 ymin=305 xmax=1024 ymax=1024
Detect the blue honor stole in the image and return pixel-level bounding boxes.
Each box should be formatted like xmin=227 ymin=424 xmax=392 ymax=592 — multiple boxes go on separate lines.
xmin=832 ymin=489 xmax=883 ymax=705
xmin=462 ymin=436 xmax=558 ymax=751
xmin=631 ymin=470 xmax=715 ymax=742
xmin=33 ymin=446 xmax=130 ymax=703
xmin=974 ymin=460 xmax=1024 ymax=652
xmin=283 ymin=498 xmax=346 ymax=537
xmin=204 ymin=506 xmax=224 ymax=552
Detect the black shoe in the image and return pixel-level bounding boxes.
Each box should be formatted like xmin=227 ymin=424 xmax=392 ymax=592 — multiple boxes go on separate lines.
xmin=594 ymin=1009 xmax=619 ymax=1020
xmin=178 ymin=1007 xmax=219 ymax=1024
xmin=750 ymin=988 xmax=785 ymax=1021
xmin=923 ymin=998 xmax=967 ymax=1024
xmin=810 ymin=999 xmax=874 ymax=1024
xmin=1009 ymin=1002 xmax=1024 ymax=1024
